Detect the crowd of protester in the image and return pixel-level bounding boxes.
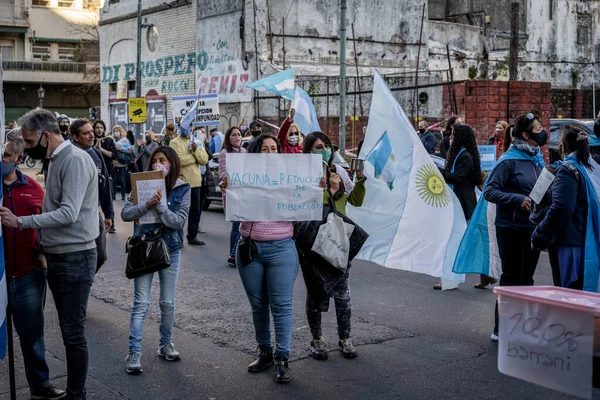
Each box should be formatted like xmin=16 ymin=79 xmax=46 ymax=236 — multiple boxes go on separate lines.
xmin=2 ymin=106 xmax=600 ymax=397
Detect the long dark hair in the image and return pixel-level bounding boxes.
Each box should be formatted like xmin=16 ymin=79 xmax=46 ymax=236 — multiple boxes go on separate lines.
xmin=302 ymin=131 xmax=334 ymax=165
xmin=445 ymin=124 xmax=482 ymax=184
xmin=503 ymin=113 xmax=539 ymax=153
xmin=249 ymin=133 xmax=281 ymax=153
xmin=444 ymin=115 xmax=461 ymax=137
xmin=224 ymin=126 xmax=243 ymax=153
xmin=148 ymin=146 xmax=181 ymax=196
xmin=561 ymin=125 xmax=591 ymax=168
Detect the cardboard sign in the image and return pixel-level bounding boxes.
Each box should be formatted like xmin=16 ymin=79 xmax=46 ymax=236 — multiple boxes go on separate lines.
xmin=497 ymin=291 xmax=594 ymax=399
xmin=130 ymin=171 xmax=167 ymax=225
xmin=225 ymin=153 xmax=323 ymax=222
xmin=478 ymin=145 xmax=497 ymax=171
xmin=529 ymin=168 xmax=556 ymax=204
xmin=128 ymin=98 xmax=147 ymax=123
xmin=195 ymin=94 xmax=220 ymax=127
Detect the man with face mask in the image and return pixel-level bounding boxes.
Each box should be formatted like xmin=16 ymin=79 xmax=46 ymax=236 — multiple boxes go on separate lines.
xmin=209 ymin=128 xmax=224 ymax=154
xmin=0 ymin=109 xmax=98 ymax=400
xmin=169 ymin=125 xmax=209 ymax=245
xmin=242 ymin=121 xmax=262 ymax=150
xmin=71 ymin=119 xmax=113 ymax=272
xmin=2 ymin=130 xmax=66 ymax=400
xmin=418 ymin=120 xmax=436 ymax=154
xmin=57 ymin=115 xmax=71 ymax=141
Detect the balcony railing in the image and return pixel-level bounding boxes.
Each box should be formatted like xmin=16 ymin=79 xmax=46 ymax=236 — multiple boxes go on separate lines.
xmin=0 ymin=5 xmax=28 ymax=23
xmin=2 ymin=60 xmax=99 ymax=75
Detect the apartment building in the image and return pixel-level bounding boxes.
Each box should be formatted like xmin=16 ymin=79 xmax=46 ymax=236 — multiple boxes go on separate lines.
xmin=1 ymin=0 xmax=102 ymax=122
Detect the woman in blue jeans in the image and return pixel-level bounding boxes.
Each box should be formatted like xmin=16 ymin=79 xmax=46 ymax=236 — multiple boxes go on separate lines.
xmin=121 ymin=146 xmax=191 ymax=374
xmin=219 ymin=134 xmax=299 ymax=383
xmin=219 ymin=126 xmax=246 ymax=265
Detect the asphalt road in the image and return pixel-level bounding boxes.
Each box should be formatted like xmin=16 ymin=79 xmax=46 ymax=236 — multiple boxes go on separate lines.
xmin=1 ymin=173 xmax=598 ymax=399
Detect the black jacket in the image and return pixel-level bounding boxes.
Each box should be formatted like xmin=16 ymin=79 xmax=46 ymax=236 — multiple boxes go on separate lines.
xmin=594 ymin=119 xmax=600 ymax=138
xmin=439 ymin=135 xmax=451 ymax=159
xmin=440 ymin=151 xmax=477 ymax=220
xmin=420 ymin=131 xmax=436 ymax=154
xmin=75 ymin=143 xmax=114 ymax=220
xmin=484 ymin=159 xmax=542 ymax=231
xmin=532 ymin=162 xmax=587 ymax=249
xmin=95 ymin=136 xmax=117 ymax=175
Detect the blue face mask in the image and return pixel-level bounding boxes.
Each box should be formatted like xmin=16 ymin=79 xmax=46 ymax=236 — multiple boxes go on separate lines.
xmin=3 ymin=161 xmax=17 ymax=177
xmin=180 ymin=127 xmax=191 ymax=137
xmin=312 ymin=148 xmax=332 ymax=164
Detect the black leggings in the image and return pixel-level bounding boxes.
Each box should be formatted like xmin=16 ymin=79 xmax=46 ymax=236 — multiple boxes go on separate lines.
xmin=306 ymin=273 xmax=352 ymax=341
xmin=494 ymin=227 xmax=541 ymax=333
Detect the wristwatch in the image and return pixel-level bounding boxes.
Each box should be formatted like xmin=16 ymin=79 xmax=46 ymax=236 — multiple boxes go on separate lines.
xmin=17 ymin=216 xmax=23 ymax=230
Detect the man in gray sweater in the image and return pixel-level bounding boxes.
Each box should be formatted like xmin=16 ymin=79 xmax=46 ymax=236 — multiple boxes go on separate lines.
xmin=0 ymin=109 xmax=98 ymax=400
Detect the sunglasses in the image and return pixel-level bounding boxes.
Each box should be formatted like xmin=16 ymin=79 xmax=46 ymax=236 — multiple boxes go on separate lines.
xmin=289 ymin=132 xmax=299 ymax=136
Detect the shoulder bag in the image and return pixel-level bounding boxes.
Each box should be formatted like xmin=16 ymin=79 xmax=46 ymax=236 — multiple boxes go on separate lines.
xmin=125 ymin=226 xmax=171 ymax=279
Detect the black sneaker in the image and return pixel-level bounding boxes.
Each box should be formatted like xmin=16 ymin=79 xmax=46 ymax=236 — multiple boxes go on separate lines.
xmin=339 ymin=338 xmax=357 ymax=359
xmin=310 ymin=338 xmax=328 ymax=360
xmin=274 ymin=356 xmax=291 ymax=383
xmin=31 ymin=384 xmax=66 ymax=399
xmin=248 ymin=350 xmax=273 ymax=373
xmin=109 ymin=225 xmax=116 ymax=234
xmin=188 ymin=238 xmax=206 ymax=245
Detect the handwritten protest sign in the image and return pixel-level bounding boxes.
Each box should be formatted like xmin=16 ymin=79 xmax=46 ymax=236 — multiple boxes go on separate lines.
xmin=478 ymin=145 xmax=497 ymax=171
xmin=131 ymin=171 xmax=168 ymax=225
xmin=529 ymin=168 xmax=555 ymax=204
xmin=496 ymin=287 xmax=595 ymax=399
xmin=225 ymin=153 xmax=323 ymax=221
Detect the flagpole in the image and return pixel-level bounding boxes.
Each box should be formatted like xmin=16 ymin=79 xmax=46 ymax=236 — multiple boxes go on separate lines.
xmin=338 ymin=0 xmax=347 ymax=154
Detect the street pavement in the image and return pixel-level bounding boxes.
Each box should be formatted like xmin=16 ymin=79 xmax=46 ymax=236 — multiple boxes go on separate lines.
xmin=1 ymin=168 xmax=598 ymax=399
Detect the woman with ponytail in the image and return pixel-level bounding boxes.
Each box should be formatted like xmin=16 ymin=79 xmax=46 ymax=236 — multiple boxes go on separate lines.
xmin=532 ymin=126 xmax=600 ymax=291
xmin=484 ymin=113 xmax=547 ymax=341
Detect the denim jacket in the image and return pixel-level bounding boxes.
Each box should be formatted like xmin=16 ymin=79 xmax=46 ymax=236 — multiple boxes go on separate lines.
xmin=121 ymin=180 xmax=191 ymax=252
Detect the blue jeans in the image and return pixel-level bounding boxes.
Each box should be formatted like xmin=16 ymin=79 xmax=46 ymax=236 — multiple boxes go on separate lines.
xmin=113 ymin=167 xmax=127 ymax=200
xmin=129 ymin=250 xmax=181 ymax=353
xmin=229 ymin=221 xmax=241 ymax=257
xmin=9 ymin=268 xmax=50 ymax=391
xmin=236 ymin=238 xmax=299 ymax=359
xmin=46 ymin=249 xmax=97 ymax=400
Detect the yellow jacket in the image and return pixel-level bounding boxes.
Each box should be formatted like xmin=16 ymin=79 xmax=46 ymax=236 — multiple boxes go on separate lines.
xmin=169 ymin=136 xmax=208 ymax=188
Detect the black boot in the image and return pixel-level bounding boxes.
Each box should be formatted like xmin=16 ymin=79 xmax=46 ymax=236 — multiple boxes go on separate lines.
xmin=248 ymin=350 xmax=273 ymax=373
xmin=274 ymin=356 xmax=291 ymax=383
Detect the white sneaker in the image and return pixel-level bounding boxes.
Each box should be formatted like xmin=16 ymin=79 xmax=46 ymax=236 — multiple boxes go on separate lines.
xmin=490 ymin=333 xmax=499 ymax=342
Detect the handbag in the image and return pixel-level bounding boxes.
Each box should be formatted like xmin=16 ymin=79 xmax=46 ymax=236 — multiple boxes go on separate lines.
xmin=311 ymin=200 xmax=355 ymax=271
xmin=125 ymin=227 xmax=171 ymax=279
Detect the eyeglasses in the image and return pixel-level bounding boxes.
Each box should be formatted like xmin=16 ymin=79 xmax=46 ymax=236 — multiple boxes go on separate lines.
xmin=289 ymin=132 xmax=299 ymax=136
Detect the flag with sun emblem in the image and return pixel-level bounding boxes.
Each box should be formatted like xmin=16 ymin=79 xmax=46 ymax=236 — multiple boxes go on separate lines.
xmin=347 ymin=71 xmax=467 ymax=289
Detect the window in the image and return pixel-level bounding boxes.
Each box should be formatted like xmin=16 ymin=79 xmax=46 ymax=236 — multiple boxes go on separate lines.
xmin=31 ymin=0 xmax=51 ymax=5
xmin=577 ymin=14 xmax=592 ymax=46
xmin=32 ymin=41 xmax=51 ymax=60
xmin=0 ymin=46 xmax=13 ymax=61
xmin=58 ymin=43 xmax=75 ymax=61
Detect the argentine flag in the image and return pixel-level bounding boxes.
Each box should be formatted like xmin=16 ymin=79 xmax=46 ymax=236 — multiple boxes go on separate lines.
xmin=366 ymin=132 xmax=396 ymax=190
xmin=292 ymin=86 xmax=321 ymax=134
xmin=179 ymin=96 xmax=199 ymax=130
xmin=247 ymin=68 xmax=295 ymax=101
xmin=348 ymin=72 xmax=466 ymax=289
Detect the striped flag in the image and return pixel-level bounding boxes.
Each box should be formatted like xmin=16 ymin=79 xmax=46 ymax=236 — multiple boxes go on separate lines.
xmin=348 ymin=72 xmax=466 ymax=289
xmin=247 ymin=68 xmax=295 ymax=101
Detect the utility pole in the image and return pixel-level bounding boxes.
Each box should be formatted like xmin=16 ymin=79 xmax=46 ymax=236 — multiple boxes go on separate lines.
xmin=135 ymin=0 xmax=142 ymax=140
xmin=339 ymin=0 xmax=347 ymax=155
xmin=509 ymin=2 xmax=519 ymax=81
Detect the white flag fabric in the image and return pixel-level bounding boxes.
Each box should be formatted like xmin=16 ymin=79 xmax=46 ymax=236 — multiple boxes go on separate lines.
xmin=348 ymin=72 xmax=466 ymax=289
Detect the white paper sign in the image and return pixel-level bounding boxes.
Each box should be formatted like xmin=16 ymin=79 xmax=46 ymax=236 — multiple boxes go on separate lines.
xmin=529 ymin=168 xmax=555 ymax=205
xmin=225 ymin=153 xmax=324 ymax=222
xmin=498 ymin=296 xmax=594 ymax=399
xmin=195 ymin=94 xmax=220 ymax=127
xmin=136 ymin=179 xmax=168 ymax=224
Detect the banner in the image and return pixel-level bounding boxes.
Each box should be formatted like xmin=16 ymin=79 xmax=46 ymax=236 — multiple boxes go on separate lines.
xmin=225 ymin=154 xmax=323 ymax=222
xmin=172 ymin=95 xmax=197 ymax=127
xmin=195 ymin=94 xmax=220 ymax=127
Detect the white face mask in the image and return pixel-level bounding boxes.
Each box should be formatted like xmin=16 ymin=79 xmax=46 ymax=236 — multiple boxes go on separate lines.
xmin=114 ymin=131 xmax=121 ymax=139
xmin=288 ymin=135 xmax=299 ymax=146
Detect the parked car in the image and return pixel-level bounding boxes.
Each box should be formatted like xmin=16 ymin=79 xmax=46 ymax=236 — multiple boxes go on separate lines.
xmin=548 ymin=119 xmax=600 ymax=163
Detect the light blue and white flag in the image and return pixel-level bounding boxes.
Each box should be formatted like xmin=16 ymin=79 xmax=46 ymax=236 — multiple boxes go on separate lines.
xmin=366 ymin=131 xmax=396 ymax=190
xmin=292 ymin=86 xmax=321 ymax=134
xmin=247 ymin=68 xmax=295 ymax=101
xmin=452 ymin=146 xmax=545 ymax=279
xmin=348 ymin=72 xmax=466 ymax=289
xmin=179 ymin=97 xmax=199 ymax=130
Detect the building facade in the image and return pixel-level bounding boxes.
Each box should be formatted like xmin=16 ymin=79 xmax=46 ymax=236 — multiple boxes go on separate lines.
xmin=1 ymin=0 xmax=101 ymax=122
xmin=99 ymin=0 xmax=196 ymax=134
